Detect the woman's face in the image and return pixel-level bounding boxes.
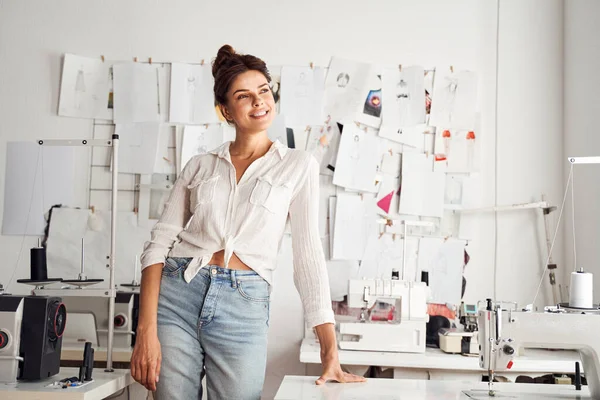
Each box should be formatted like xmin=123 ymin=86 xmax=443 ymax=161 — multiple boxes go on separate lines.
xmin=221 ymin=70 xmax=275 ymax=135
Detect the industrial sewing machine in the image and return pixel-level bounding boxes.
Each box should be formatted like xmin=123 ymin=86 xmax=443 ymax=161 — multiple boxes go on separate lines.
xmin=57 ymin=292 xmax=136 ymax=350
xmin=337 ymin=279 xmax=428 ymax=353
xmin=479 ymin=299 xmax=600 ymax=398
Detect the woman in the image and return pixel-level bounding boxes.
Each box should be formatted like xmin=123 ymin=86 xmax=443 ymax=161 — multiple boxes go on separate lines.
xmin=130 ymin=45 xmax=365 ymax=399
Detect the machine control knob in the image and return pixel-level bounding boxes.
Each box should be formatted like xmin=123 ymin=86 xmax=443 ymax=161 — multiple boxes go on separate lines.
xmin=503 ymin=345 xmax=515 ymax=355
xmin=114 ymin=313 xmax=127 ymax=328
xmin=0 ymin=331 xmax=8 ymax=349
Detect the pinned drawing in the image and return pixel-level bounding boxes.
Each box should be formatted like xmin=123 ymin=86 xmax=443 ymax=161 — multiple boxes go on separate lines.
xmin=180 ymin=125 xmax=224 ymax=171
xmin=380 ymin=66 xmax=425 ymax=141
xmin=332 ymin=124 xmax=380 ymax=193
xmin=337 ymin=73 xmax=350 ymax=88
xmin=58 ymin=54 xmax=112 ymax=119
xmin=280 ymin=66 xmax=326 ymax=125
xmin=429 ymin=68 xmax=478 ymax=130
xmin=170 ymin=63 xmax=218 ymax=125
xmin=442 ymin=129 xmax=452 ymax=157
xmin=112 ymin=63 xmax=160 ymax=123
xmin=434 ymin=128 xmax=480 ymax=173
xmin=466 ymin=131 xmax=476 ymax=170
xmin=74 ymin=66 xmax=86 ymax=109
xmin=324 ymin=58 xmax=372 ymax=123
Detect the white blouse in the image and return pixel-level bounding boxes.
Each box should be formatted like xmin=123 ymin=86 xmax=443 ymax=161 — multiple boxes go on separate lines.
xmin=140 ymin=139 xmax=335 ymax=328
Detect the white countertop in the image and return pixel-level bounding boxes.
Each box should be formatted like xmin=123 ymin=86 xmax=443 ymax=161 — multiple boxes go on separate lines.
xmin=275 ymin=376 xmax=591 ymax=399
xmin=0 ymin=367 xmax=134 ymax=400
xmin=300 ymin=338 xmax=582 ymax=373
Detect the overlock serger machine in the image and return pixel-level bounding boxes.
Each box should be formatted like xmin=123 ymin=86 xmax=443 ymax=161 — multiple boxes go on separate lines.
xmin=338 ymin=278 xmax=429 ymax=353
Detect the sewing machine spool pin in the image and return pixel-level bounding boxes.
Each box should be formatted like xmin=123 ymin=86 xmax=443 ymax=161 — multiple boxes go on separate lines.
xmin=78 ymin=238 xmax=87 ymax=282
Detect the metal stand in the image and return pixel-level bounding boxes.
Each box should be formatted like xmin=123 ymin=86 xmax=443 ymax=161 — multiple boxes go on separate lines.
xmin=37 ymin=135 xmax=119 ymax=372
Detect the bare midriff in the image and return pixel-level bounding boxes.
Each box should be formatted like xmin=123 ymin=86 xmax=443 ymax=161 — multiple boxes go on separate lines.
xmin=208 ymin=250 xmax=252 ymax=270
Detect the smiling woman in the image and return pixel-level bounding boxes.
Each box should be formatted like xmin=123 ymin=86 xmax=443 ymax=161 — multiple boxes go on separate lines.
xmin=130 ymin=44 xmax=365 ymax=400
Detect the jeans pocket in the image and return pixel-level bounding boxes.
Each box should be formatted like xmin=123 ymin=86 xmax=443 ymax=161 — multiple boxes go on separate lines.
xmin=162 ymin=257 xmax=190 ymax=277
xmin=237 ymin=279 xmax=270 ymax=303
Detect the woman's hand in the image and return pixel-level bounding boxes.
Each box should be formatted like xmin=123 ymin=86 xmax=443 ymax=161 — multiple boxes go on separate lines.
xmin=130 ymin=328 xmax=162 ymax=392
xmin=313 ymin=322 xmax=366 ymax=385
xmin=316 ymin=357 xmax=366 ymax=385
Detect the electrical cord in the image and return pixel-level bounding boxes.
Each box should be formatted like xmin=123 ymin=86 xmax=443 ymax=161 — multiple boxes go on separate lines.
xmin=532 ymin=165 xmax=574 ymax=306
xmin=103 ymin=387 xmax=127 ymax=399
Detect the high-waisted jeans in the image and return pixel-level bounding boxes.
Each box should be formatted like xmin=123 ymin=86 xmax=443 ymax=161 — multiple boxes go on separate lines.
xmin=155 ymin=257 xmax=270 ymax=400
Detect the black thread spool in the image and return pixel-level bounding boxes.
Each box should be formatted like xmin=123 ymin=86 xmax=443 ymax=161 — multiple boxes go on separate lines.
xmin=30 ymin=240 xmax=48 ymax=281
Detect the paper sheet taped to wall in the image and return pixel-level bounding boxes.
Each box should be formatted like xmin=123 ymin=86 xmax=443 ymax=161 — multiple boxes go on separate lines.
xmin=2 ymin=142 xmax=74 ymax=236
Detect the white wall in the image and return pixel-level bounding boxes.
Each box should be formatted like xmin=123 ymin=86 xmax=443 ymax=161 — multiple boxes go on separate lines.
xmin=0 ymin=0 xmax=566 ymax=398
xmin=494 ymin=0 xmax=565 ymax=307
xmin=564 ymin=0 xmax=600 ymax=301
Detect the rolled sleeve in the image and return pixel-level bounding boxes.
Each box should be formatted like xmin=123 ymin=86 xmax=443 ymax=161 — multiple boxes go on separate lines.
xmin=288 ymin=156 xmax=335 ymax=329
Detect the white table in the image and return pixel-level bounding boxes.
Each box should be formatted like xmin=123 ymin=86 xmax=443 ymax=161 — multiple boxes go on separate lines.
xmin=274 ymin=375 xmax=591 ymax=399
xmin=0 ymin=367 xmax=134 ymax=400
xmin=61 ymin=347 xmax=133 ymax=363
xmin=300 ymin=338 xmax=582 ymax=380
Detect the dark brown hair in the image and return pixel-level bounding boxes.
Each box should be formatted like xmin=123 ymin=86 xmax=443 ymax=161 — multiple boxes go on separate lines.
xmin=212 ymin=45 xmax=271 ymax=106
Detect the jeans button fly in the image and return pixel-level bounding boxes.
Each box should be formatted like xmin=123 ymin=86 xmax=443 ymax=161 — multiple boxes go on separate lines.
xmin=211 ymin=269 xmax=217 ymax=275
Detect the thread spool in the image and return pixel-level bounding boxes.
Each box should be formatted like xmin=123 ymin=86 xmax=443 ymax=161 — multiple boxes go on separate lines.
xmin=30 ymin=239 xmax=47 ymax=281
xmin=569 ymin=271 xmax=594 ymax=309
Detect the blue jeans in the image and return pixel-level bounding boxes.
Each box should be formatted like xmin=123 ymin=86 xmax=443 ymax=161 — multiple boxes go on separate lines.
xmin=155 ymin=257 xmax=270 ymax=400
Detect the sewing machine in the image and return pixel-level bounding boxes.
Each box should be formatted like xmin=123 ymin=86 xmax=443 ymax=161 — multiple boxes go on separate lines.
xmin=439 ymin=302 xmax=479 ymax=355
xmin=337 ymin=279 xmax=428 ymax=353
xmin=59 ymin=292 xmax=135 ymax=349
xmin=479 ymin=299 xmax=600 ymax=398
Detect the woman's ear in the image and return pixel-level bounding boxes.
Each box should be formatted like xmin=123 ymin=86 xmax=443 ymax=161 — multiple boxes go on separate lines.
xmin=219 ymin=104 xmax=233 ymax=124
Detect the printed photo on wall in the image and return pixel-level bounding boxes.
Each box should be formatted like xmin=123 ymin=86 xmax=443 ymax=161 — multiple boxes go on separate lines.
xmin=424 ymin=69 xmax=434 ymax=119
xmin=356 ymin=69 xmax=383 ymax=128
xmin=267 ymin=65 xmax=283 ymax=113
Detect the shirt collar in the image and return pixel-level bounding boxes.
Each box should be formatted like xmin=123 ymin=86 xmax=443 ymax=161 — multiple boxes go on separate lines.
xmin=209 ymin=139 xmax=288 ymax=160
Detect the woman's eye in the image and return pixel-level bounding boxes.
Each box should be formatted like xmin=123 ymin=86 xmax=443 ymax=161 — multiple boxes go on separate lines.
xmin=238 ymin=94 xmax=248 ymax=100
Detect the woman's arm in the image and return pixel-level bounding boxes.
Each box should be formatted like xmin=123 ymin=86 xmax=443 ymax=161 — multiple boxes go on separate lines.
xmin=137 ymin=263 xmax=163 ymax=334
xmin=288 ymin=156 xmax=365 ymax=384
xmin=132 ymin=157 xmax=199 ymax=391
xmin=131 ymin=263 xmax=163 ymax=391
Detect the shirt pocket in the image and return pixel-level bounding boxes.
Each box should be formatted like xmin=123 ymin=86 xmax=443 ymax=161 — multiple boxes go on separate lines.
xmin=249 ymin=176 xmax=291 ymax=215
xmin=187 ymin=175 xmax=219 ymax=210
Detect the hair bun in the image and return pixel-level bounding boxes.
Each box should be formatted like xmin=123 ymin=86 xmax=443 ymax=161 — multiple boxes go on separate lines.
xmin=212 ymin=44 xmax=237 ymax=77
